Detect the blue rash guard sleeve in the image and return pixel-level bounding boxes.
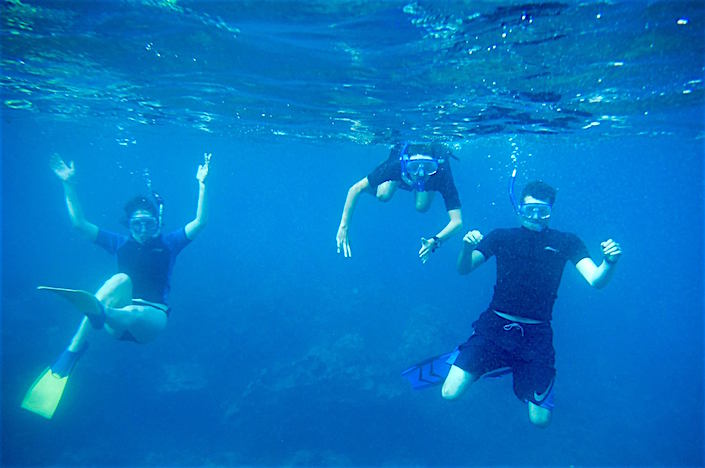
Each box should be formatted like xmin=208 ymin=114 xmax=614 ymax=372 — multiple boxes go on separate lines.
xmin=163 ymin=227 xmax=191 ymax=257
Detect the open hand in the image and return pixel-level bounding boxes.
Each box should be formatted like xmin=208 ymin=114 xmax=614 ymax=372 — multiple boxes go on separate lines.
xmin=50 ymin=154 xmax=75 ymax=182
xmin=336 ymin=225 xmax=352 ymax=258
xmin=197 ymin=152 xmax=211 ymax=183
xmin=419 ymin=237 xmax=437 ymax=264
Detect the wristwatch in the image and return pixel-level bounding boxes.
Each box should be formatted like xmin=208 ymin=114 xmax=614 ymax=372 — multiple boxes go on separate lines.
xmin=431 ymin=236 xmax=441 ymax=252
xmin=604 ymin=256 xmax=618 ymax=265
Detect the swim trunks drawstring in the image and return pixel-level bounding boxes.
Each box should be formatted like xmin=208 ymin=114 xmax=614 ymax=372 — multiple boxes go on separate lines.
xmin=503 ymin=322 xmax=525 ymax=336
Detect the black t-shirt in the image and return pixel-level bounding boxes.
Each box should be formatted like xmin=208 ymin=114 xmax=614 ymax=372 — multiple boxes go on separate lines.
xmin=476 ymin=227 xmax=590 ymax=321
xmin=366 ymin=142 xmax=461 ymax=211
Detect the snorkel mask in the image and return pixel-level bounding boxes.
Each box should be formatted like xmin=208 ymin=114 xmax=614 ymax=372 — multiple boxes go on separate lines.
xmin=400 ymin=142 xmax=441 ymax=192
xmin=509 ymin=168 xmax=552 ymax=231
xmin=124 ymin=192 xmax=164 ymax=243
xmin=129 ymin=212 xmax=159 ymax=240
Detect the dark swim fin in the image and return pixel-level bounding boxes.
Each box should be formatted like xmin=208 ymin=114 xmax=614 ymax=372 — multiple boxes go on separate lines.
xmin=401 ymin=349 xmax=460 ymax=390
xmin=21 ymin=347 xmax=86 ymax=419
xmin=37 ymin=286 xmax=105 ymax=329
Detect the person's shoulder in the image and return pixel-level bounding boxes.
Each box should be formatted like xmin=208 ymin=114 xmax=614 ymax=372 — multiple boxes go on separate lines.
xmin=96 ymin=228 xmax=128 ymax=243
xmin=162 ymin=227 xmax=189 ymax=244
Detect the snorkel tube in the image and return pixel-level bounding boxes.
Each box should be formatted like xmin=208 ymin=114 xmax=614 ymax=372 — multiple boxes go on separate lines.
xmin=400 ymin=141 xmax=439 ymax=192
xmin=399 ymin=142 xmax=420 ymax=190
xmin=151 ymin=191 xmax=164 ymax=229
xmin=508 ymin=167 xmax=520 ymax=215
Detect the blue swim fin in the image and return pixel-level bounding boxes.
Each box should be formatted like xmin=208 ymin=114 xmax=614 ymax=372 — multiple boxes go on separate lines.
xmin=401 ymin=349 xmax=459 ymax=390
xmin=21 ymin=347 xmax=86 ymax=419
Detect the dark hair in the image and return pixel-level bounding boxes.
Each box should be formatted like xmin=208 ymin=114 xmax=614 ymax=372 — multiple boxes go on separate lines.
xmin=122 ymin=196 xmax=158 ymax=225
xmin=398 ymin=141 xmax=454 ymax=162
xmin=522 ymin=181 xmax=556 ymax=205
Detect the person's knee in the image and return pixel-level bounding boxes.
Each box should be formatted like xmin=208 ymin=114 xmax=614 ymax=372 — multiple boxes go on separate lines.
xmin=415 ymin=199 xmax=431 ymax=212
xmin=97 ymin=273 xmax=133 ymax=305
xmin=441 ymin=383 xmax=461 ymax=400
xmin=377 ymin=191 xmax=393 ymax=202
xmin=376 ymin=181 xmax=396 ymax=202
xmin=415 ymin=193 xmax=433 ymax=212
xmin=442 ymin=365 xmax=472 ymax=400
xmin=376 ymin=187 xmax=394 ymax=202
xmin=528 ymin=403 xmax=552 ymax=428
xmin=112 ymin=273 xmax=132 ymax=288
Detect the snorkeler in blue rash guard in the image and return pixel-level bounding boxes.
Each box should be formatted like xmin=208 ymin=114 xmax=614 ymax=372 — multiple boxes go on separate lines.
xmin=23 ymin=153 xmax=211 ymax=419
xmin=336 ymin=142 xmax=463 ymax=264
xmin=47 ymin=152 xmax=211 ymax=344
xmin=442 ymin=180 xmax=622 ymax=428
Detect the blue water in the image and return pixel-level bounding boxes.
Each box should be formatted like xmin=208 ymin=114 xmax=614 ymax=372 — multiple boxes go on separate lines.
xmin=1 ymin=1 xmax=704 ymax=466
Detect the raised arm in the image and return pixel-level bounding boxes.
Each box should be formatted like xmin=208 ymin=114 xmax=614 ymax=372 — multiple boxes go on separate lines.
xmin=575 ymin=238 xmax=622 ymax=289
xmin=184 ymin=153 xmax=211 ymax=241
xmin=50 ymin=155 xmax=99 ymax=241
xmin=456 ymin=229 xmax=486 ymax=274
xmin=419 ymin=208 xmax=463 ymax=264
xmin=336 ymin=176 xmax=372 ymax=258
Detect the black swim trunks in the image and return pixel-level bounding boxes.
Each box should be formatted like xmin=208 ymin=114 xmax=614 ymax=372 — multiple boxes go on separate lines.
xmin=117 ymin=299 xmax=170 ymax=343
xmin=454 ymin=309 xmax=555 ymax=408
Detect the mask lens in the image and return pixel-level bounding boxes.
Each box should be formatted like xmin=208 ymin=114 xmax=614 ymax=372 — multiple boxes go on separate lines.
xmin=406 ymin=155 xmax=438 ymax=177
xmin=129 ymin=216 xmax=158 ymax=235
xmin=520 ymin=203 xmax=551 ymax=220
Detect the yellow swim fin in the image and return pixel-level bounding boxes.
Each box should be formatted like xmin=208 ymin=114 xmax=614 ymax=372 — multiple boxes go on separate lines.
xmin=21 ymin=367 xmax=69 ymax=419
xmin=21 ymin=347 xmax=85 ymax=419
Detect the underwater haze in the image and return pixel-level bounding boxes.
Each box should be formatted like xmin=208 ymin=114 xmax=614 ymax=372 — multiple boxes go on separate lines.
xmin=1 ymin=1 xmax=704 ymax=466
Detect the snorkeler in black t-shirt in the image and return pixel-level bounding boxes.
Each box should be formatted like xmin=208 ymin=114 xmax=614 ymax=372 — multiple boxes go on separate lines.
xmin=443 ymin=179 xmax=622 ymax=427
xmin=336 ymin=142 xmax=463 ymax=263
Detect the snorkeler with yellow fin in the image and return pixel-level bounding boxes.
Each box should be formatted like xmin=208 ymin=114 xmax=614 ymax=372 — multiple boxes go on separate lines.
xmin=22 ymin=153 xmax=211 ymax=419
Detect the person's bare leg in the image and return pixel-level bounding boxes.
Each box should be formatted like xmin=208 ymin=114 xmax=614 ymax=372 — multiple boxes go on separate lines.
xmin=62 ymin=273 xmax=133 ymax=351
xmin=376 ymin=181 xmax=398 ymax=202
xmin=415 ymin=191 xmax=435 ymax=212
xmin=66 ymin=317 xmax=92 ymax=352
xmin=442 ymin=365 xmax=478 ymax=400
xmin=528 ymin=401 xmax=552 ymax=428
xmin=104 ymin=304 xmax=168 ymax=343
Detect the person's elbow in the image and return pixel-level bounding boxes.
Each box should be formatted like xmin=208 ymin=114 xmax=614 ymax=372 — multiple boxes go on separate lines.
xmin=185 ymin=218 xmax=207 ymax=241
xmin=348 ymin=180 xmax=367 ymax=197
xmin=74 ymin=221 xmax=98 ymax=241
xmin=447 ymin=209 xmax=463 ymax=232
xmin=199 ymin=212 xmax=209 ymax=227
xmin=70 ymin=218 xmax=84 ymax=231
xmin=450 ymin=217 xmax=462 ymax=234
